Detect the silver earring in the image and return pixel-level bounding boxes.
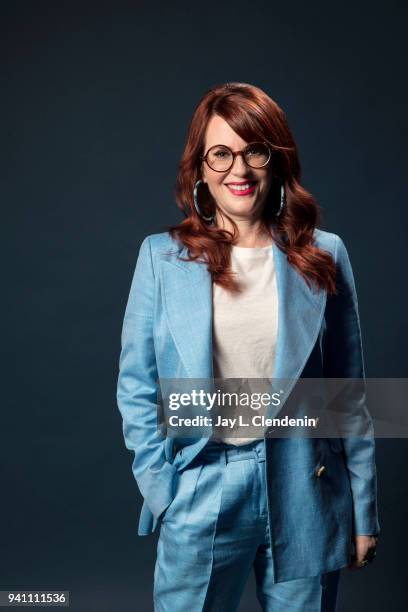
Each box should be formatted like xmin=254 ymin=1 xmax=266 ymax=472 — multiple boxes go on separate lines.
xmin=276 ymin=183 xmax=285 ymax=217
xmin=193 ymin=180 xmax=216 ymax=223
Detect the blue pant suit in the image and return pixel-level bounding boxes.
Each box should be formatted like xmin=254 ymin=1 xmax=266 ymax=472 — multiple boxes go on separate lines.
xmin=154 ymin=439 xmax=340 ymax=611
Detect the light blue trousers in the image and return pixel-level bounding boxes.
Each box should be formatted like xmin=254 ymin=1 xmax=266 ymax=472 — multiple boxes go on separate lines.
xmin=154 ymin=438 xmax=340 ymax=611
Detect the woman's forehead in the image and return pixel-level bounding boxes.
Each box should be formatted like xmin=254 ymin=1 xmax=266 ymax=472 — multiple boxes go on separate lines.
xmin=204 ymin=114 xmax=249 ymax=149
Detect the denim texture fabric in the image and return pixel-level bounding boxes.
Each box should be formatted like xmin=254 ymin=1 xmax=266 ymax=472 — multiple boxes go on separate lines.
xmin=116 ymin=226 xmax=380 ymax=584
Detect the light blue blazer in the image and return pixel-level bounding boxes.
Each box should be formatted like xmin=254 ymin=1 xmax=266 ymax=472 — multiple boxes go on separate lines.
xmin=116 ymin=227 xmax=380 ymax=583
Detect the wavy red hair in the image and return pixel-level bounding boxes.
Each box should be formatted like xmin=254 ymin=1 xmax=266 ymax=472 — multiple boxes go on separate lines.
xmin=166 ymin=82 xmax=336 ymax=295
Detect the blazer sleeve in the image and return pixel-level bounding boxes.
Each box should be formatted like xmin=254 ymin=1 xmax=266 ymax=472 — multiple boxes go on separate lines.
xmin=116 ymin=236 xmax=177 ymax=520
xmin=323 ymin=234 xmax=381 ymax=537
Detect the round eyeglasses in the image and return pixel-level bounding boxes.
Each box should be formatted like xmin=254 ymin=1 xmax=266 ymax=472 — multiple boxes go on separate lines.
xmin=200 ymin=141 xmax=272 ymax=173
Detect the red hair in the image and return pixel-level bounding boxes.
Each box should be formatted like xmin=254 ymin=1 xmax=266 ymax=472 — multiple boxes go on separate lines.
xmin=166 ymin=82 xmax=336 ymax=295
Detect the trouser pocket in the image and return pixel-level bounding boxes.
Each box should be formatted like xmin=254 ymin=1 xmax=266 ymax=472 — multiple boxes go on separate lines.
xmin=160 ymin=461 xmax=204 ymax=524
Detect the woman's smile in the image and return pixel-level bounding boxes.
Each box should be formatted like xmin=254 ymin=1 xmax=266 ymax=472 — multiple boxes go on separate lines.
xmin=225 ymin=181 xmax=258 ymax=196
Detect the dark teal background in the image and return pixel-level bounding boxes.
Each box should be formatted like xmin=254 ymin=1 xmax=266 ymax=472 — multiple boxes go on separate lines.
xmin=2 ymin=1 xmax=406 ymax=610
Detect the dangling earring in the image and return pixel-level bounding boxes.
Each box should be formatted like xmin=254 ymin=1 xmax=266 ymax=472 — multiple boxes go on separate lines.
xmin=193 ymin=180 xmax=216 ymax=223
xmin=276 ymin=183 xmax=285 ymax=217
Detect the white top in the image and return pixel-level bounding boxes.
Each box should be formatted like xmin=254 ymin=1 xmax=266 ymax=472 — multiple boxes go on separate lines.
xmin=211 ymin=243 xmax=279 ymax=445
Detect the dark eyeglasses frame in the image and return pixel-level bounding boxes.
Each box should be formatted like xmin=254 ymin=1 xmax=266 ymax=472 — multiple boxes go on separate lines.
xmin=200 ymin=140 xmax=272 ymax=173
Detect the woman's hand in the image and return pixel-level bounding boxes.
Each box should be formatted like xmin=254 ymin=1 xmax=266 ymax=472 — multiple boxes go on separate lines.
xmin=347 ymin=535 xmax=378 ymax=570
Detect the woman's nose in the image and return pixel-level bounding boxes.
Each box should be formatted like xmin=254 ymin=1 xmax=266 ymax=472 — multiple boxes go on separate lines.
xmin=229 ymin=152 xmax=249 ymax=174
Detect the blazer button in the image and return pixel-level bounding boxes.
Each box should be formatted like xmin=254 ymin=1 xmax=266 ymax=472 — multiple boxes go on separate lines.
xmin=315 ymin=465 xmax=326 ymax=477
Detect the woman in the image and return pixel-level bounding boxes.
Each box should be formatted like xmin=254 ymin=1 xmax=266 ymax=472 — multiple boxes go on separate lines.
xmin=117 ymin=82 xmax=380 ymax=611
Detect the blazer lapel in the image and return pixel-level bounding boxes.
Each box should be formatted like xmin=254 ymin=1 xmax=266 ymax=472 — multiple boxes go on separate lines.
xmin=160 ymin=251 xmax=214 ymax=379
xmin=270 ymin=241 xmax=327 ymax=414
xmin=160 ymin=238 xmax=327 ymax=414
